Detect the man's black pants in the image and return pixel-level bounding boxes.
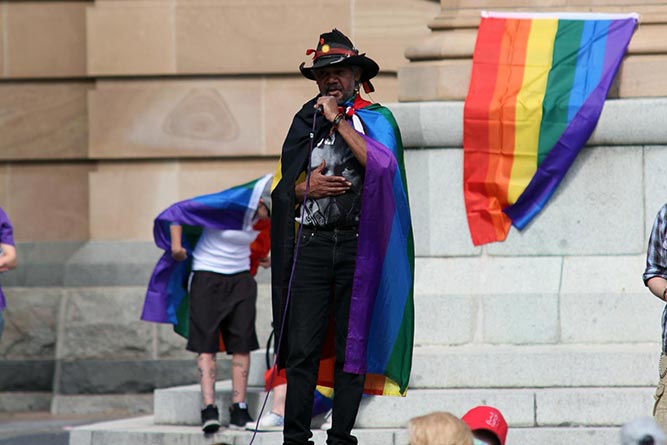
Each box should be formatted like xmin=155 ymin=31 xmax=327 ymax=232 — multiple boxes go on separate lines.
xmin=283 ymin=226 xmax=365 ymax=445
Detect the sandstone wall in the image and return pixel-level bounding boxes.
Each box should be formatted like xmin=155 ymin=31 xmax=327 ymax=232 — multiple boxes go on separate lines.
xmin=0 ymin=0 xmax=440 ymax=412
xmin=3 ymin=0 xmax=667 ymax=424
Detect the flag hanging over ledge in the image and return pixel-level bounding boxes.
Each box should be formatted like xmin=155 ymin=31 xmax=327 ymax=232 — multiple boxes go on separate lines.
xmin=463 ymin=11 xmax=638 ymax=246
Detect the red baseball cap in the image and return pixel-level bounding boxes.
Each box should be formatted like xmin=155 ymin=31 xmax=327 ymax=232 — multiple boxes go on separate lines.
xmin=461 ymin=406 xmax=508 ymax=445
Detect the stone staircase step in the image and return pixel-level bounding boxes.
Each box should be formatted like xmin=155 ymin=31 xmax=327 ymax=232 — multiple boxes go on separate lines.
xmin=247 ymin=343 xmax=660 ymax=390
xmin=69 ymin=414 xmax=625 ymax=445
xmin=411 ymin=343 xmax=659 ymax=388
xmin=356 ymin=387 xmax=655 ymax=428
xmin=154 ymin=382 xmax=654 ymax=428
xmin=154 ymin=343 xmax=660 ymax=428
xmin=154 ymin=380 xmax=274 ymax=426
xmin=69 ymin=415 xmax=399 ymax=445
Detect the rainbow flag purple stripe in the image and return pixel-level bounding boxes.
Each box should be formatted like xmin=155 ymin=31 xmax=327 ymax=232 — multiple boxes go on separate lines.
xmin=505 ymin=12 xmax=638 ymax=230
xmin=142 ymin=174 xmax=272 ymax=326
xmin=0 ymin=208 xmax=15 ymax=310
xmin=344 ymin=104 xmax=414 ymax=394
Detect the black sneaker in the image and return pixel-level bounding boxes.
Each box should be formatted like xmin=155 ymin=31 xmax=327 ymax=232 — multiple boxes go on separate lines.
xmin=229 ymin=402 xmax=254 ymax=430
xmin=201 ymin=404 xmax=220 ymax=433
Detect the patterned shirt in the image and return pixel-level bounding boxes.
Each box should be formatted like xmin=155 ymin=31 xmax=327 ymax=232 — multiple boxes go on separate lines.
xmin=644 ymin=203 xmax=667 ymax=353
xmin=300 ymin=115 xmax=365 ymax=229
xmin=644 ymin=204 xmax=667 ymax=284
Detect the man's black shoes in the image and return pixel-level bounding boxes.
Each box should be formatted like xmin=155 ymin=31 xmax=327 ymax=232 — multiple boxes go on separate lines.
xmin=200 ymin=402 xmax=253 ymax=432
xmin=229 ymin=402 xmax=254 ymax=430
xmin=201 ymin=404 xmax=221 ymax=433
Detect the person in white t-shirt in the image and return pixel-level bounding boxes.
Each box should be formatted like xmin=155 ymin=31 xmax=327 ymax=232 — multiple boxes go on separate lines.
xmin=170 ymin=184 xmax=271 ymax=433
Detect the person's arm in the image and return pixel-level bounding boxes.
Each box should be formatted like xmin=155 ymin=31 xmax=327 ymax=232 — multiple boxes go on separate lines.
xmin=644 ymin=206 xmax=667 ymax=301
xmin=170 ymin=224 xmax=187 ymax=262
xmin=647 ymin=276 xmax=667 ymax=302
xmin=315 ymin=95 xmax=367 ymax=166
xmin=258 ymin=256 xmax=271 ymax=268
xmin=0 ymin=243 xmax=17 ymax=272
xmin=294 ymin=161 xmax=351 ymax=201
xmin=294 ymin=94 xmax=366 ymax=201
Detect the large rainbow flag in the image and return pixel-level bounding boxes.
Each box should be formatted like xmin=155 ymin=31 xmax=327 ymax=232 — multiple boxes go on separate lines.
xmin=141 ymin=174 xmax=272 ymax=341
xmin=463 ymin=11 xmax=638 ymax=245
xmin=270 ymin=95 xmax=414 ymax=395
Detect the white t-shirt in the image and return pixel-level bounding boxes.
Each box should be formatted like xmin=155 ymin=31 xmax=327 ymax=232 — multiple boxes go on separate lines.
xmin=192 ymin=226 xmax=259 ymax=275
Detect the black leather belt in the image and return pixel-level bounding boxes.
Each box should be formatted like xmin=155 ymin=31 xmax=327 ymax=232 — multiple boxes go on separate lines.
xmin=302 ymin=225 xmax=358 ymax=233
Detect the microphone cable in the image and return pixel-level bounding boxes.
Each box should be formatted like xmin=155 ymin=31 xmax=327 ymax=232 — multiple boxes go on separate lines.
xmin=248 ymin=108 xmax=320 ymax=444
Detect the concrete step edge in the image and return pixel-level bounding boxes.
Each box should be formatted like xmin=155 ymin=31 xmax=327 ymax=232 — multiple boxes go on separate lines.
xmin=69 ymin=414 xmax=626 ymax=445
xmin=153 ymin=384 xmax=655 ymax=429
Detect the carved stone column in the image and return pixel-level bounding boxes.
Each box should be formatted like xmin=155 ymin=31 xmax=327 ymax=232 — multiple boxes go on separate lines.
xmin=398 ymin=0 xmax=667 ymax=101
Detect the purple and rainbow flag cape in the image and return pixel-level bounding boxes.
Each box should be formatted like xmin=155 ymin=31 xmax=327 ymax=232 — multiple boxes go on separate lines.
xmin=141 ymin=174 xmax=272 ymax=336
xmin=271 ymin=95 xmax=414 ymax=396
xmin=0 ymin=208 xmax=15 ymax=310
xmin=464 ymin=11 xmax=637 ymax=245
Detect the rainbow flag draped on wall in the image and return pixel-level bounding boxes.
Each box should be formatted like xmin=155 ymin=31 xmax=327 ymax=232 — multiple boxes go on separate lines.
xmin=463 ymin=11 xmax=638 ymax=245
xmin=141 ymin=174 xmax=272 ymax=340
xmin=270 ymin=95 xmax=414 ymax=395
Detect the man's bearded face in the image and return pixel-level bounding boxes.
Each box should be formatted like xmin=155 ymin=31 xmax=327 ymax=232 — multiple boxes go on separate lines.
xmin=312 ymin=66 xmax=360 ymax=104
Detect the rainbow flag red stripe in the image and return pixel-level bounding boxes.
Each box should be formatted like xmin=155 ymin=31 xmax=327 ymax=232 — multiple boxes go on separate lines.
xmin=464 ymin=11 xmax=637 ymax=245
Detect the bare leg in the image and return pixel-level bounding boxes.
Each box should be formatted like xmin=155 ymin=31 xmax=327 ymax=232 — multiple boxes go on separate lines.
xmin=198 ymin=353 xmax=217 ymax=406
xmin=231 ymin=353 xmax=250 ymax=404
xmin=271 ymin=383 xmax=287 ymax=416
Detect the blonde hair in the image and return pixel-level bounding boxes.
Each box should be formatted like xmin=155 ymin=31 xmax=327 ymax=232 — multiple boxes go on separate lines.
xmin=408 ymin=412 xmax=474 ymax=445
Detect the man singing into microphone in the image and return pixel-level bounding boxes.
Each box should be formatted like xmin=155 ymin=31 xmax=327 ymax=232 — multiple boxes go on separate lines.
xmin=270 ymin=29 xmax=415 ymax=445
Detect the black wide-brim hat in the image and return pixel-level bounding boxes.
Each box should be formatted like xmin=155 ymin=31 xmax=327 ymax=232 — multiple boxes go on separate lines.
xmin=299 ymin=29 xmax=379 ymax=87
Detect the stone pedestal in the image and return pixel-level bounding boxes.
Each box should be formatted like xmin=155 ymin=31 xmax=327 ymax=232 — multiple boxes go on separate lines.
xmin=399 ymin=0 xmax=667 ymax=101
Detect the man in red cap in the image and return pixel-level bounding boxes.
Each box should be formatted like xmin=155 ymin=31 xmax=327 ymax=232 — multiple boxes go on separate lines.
xmin=461 ymin=405 xmax=508 ymax=445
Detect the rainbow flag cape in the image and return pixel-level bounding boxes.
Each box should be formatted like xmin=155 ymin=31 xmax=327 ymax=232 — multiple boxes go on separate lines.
xmin=463 ymin=11 xmax=637 ymax=245
xmin=271 ymin=95 xmax=414 ymax=395
xmin=141 ymin=174 xmax=272 ymax=340
xmin=0 ymin=208 xmax=15 ymax=310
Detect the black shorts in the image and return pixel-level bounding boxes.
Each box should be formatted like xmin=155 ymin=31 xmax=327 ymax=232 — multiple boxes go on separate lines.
xmin=186 ymin=270 xmax=259 ymax=355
